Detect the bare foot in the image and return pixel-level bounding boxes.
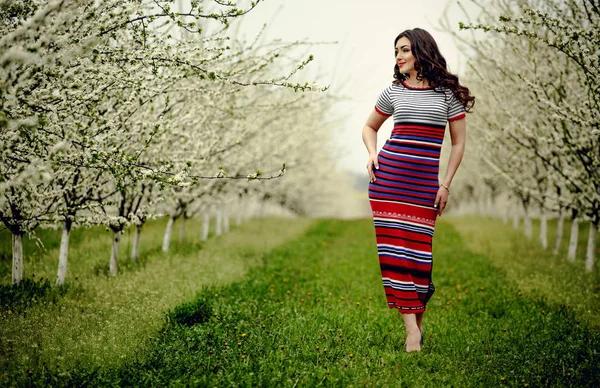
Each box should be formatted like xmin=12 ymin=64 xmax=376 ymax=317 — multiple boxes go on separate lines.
xmin=405 ymin=330 xmax=422 ymax=352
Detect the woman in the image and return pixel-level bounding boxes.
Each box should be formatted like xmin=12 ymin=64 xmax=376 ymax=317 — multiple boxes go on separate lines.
xmin=362 ymin=28 xmax=474 ymax=352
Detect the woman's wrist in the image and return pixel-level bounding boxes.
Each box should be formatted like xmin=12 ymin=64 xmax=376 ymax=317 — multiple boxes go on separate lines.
xmin=440 ymin=183 xmax=450 ymax=193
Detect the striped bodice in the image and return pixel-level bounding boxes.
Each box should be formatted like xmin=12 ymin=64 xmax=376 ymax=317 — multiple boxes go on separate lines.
xmin=374 ymin=80 xmax=466 ymax=129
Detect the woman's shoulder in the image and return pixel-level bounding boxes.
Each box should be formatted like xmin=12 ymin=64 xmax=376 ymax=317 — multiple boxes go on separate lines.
xmin=433 ymin=84 xmax=458 ymax=101
xmin=376 ymin=83 xmax=397 ymax=99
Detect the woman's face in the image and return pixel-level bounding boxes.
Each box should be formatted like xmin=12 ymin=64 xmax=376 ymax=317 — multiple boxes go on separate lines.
xmin=395 ymin=37 xmax=415 ymax=75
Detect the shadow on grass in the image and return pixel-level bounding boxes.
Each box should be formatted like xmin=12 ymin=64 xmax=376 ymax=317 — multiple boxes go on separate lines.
xmin=0 ymin=277 xmax=71 ymax=313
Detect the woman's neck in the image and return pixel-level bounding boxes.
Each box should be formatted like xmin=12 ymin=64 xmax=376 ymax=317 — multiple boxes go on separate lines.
xmin=404 ymin=74 xmax=429 ymax=87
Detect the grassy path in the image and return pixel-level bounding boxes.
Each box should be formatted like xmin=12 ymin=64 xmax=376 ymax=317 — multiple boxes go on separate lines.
xmin=8 ymin=218 xmax=597 ymax=387
xmin=0 ymin=217 xmax=314 ymax=375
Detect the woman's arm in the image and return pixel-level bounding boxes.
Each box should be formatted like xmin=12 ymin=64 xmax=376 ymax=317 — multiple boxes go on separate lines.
xmin=442 ymin=117 xmax=467 ymax=188
xmin=362 ymin=110 xmax=389 ymax=182
xmin=435 ymin=116 xmax=466 ymax=216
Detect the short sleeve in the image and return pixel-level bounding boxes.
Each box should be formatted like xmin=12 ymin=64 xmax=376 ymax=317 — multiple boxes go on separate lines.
xmin=374 ymin=87 xmax=393 ymax=117
xmin=447 ymin=91 xmax=466 ymax=122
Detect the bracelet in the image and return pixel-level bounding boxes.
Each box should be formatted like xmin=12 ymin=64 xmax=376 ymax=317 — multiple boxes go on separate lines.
xmin=440 ymin=184 xmax=450 ymax=193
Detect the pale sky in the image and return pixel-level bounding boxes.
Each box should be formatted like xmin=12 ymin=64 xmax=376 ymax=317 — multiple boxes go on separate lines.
xmin=234 ymin=0 xmax=481 ymax=175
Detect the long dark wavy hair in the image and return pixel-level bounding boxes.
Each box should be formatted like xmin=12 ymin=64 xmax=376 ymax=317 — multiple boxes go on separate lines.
xmin=393 ymin=28 xmax=475 ymax=112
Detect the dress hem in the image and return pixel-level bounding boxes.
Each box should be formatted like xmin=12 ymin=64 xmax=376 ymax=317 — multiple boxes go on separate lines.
xmin=388 ymin=304 xmax=427 ymax=314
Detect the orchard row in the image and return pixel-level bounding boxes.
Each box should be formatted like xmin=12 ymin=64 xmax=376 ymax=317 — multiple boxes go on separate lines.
xmin=0 ymin=1 xmax=346 ymax=285
xmin=445 ymin=0 xmax=599 ymax=270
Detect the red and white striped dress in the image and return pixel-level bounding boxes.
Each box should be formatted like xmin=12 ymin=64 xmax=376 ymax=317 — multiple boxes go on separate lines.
xmin=369 ymin=80 xmax=466 ymax=314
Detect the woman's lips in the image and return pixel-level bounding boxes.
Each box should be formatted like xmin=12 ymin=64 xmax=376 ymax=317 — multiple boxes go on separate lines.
xmin=398 ymin=62 xmax=405 ymax=67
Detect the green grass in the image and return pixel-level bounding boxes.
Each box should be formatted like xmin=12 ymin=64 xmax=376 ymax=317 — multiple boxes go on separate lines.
xmin=0 ymin=217 xmax=314 ymax=375
xmin=3 ymin=218 xmax=598 ymax=387
xmin=449 ymin=216 xmax=600 ymax=329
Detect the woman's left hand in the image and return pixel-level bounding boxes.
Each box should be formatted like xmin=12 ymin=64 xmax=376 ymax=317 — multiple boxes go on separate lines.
xmin=434 ymin=186 xmax=449 ymax=217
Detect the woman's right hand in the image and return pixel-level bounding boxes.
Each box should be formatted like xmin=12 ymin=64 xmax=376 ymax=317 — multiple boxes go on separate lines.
xmin=367 ymin=153 xmax=379 ymax=183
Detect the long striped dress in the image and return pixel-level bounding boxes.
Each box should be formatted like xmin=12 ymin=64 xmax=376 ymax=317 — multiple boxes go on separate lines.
xmin=369 ymin=80 xmax=466 ymax=314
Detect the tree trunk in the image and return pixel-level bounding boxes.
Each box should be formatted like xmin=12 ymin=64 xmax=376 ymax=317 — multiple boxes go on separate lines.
xmin=12 ymin=232 xmax=24 ymax=285
xmin=539 ymin=212 xmax=548 ymax=249
xmin=524 ymin=212 xmax=532 ymax=239
xmin=502 ymin=208 xmax=509 ymax=225
xmin=553 ymin=212 xmax=564 ymax=255
xmin=585 ymin=222 xmax=597 ymax=272
xmin=201 ymin=214 xmax=209 ymax=241
xmin=56 ymin=219 xmax=72 ymax=285
xmin=110 ymin=230 xmax=121 ymax=276
xmin=512 ymin=213 xmax=519 ymax=229
xmin=179 ymin=216 xmax=186 ymax=243
xmin=162 ymin=216 xmax=175 ymax=252
xmin=215 ymin=209 xmax=223 ymax=236
xmin=223 ymin=211 xmax=230 ymax=233
xmin=567 ymin=218 xmax=579 ymax=262
xmin=236 ymin=213 xmax=242 ymax=226
xmin=131 ymin=224 xmax=142 ymax=261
